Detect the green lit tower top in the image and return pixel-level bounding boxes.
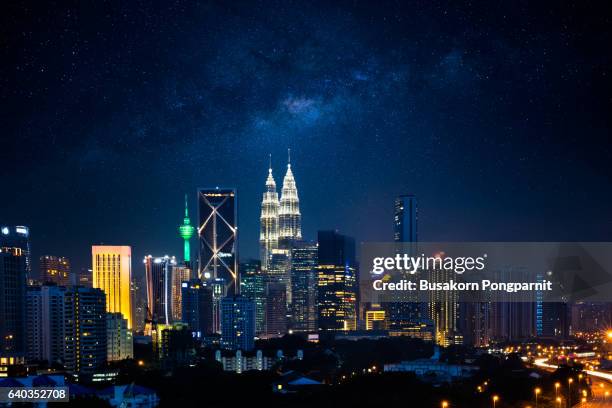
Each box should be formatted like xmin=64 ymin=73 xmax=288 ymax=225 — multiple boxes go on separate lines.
xmin=178 ymin=194 xmax=195 ymax=263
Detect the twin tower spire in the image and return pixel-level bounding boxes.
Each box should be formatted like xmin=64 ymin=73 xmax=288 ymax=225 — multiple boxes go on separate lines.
xmin=260 ymin=149 xmax=302 ymax=270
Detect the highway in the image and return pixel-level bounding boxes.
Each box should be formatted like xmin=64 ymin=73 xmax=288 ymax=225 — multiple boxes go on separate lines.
xmin=533 ymin=358 xmax=612 ymax=407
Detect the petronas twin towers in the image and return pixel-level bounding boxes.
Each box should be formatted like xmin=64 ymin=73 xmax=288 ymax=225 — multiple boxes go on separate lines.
xmin=259 ymin=150 xmax=302 ymax=270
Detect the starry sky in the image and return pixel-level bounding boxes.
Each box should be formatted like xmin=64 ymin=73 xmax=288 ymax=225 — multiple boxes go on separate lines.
xmin=1 ymin=1 xmax=611 ymax=276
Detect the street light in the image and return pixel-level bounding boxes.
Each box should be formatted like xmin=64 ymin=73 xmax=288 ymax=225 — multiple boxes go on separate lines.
xmin=555 ymin=382 xmax=560 ymax=399
xmin=534 ymin=387 xmax=541 ymax=408
xmin=492 ymin=395 xmax=499 ymax=408
xmin=556 ymin=397 xmax=562 ymax=407
xmin=442 ymin=401 xmax=449 ymax=408
xmin=567 ymin=378 xmax=573 ymax=408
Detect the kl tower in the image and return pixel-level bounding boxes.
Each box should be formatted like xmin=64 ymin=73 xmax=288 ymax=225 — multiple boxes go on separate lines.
xmin=178 ymin=194 xmax=195 ymax=265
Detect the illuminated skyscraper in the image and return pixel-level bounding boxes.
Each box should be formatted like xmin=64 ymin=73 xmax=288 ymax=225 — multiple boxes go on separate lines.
xmin=144 ymin=255 xmax=177 ymax=326
xmin=428 ymin=265 xmax=460 ymax=346
xmin=40 ymin=255 xmax=71 ymax=286
xmin=290 ymin=242 xmax=318 ymax=333
xmin=317 ymin=231 xmax=357 ymax=331
xmin=240 ymin=260 xmax=265 ymax=335
xmin=1 ymin=225 xmax=31 ymax=279
xmin=172 ymin=264 xmax=191 ymax=321
xmin=92 ymin=245 xmax=133 ymax=329
xmin=259 ymin=156 xmax=279 ymax=271
xmin=181 ymin=278 xmax=214 ymax=338
xmin=0 ymin=246 xmax=27 ymax=358
xmin=278 ymin=150 xmax=302 ymax=244
xmin=393 ymin=195 xmax=417 ymax=243
xmin=178 ymin=194 xmax=195 ymax=264
xmin=198 ymin=188 xmax=238 ymax=295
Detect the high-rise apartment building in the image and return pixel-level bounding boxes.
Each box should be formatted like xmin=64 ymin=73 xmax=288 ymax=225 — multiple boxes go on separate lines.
xmin=317 ymin=231 xmax=357 ymax=331
xmin=40 ymin=255 xmax=71 ymax=286
xmin=63 ymin=287 xmax=107 ymax=374
xmin=26 ymin=284 xmax=66 ymax=364
xmin=92 ymin=245 xmax=133 ymax=329
xmin=106 ymin=312 xmax=133 ymax=361
xmin=198 ymin=188 xmax=238 ymax=294
xmin=220 ymin=296 xmax=255 ymax=351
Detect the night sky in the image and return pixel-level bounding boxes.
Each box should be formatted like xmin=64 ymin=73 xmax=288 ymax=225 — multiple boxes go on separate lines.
xmin=1 ymin=1 xmax=611 ymax=276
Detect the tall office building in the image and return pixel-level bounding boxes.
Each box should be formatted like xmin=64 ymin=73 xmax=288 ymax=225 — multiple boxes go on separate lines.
xmin=393 ymin=195 xmax=417 ymax=242
xmin=40 ymin=255 xmax=71 ymax=286
xmin=385 ymin=194 xmax=428 ymax=333
xmin=63 ymin=287 xmax=107 ymax=374
xmin=264 ymin=282 xmax=287 ymax=337
xmin=317 ymin=231 xmax=357 ymax=331
xmin=220 ymin=296 xmax=255 ymax=351
xmin=144 ymin=255 xmax=177 ymax=326
xmin=106 ymin=312 xmax=133 ymax=361
xmin=290 ymin=242 xmax=318 ymax=332
xmin=92 ymin=246 xmax=133 ymax=329
xmin=278 ymin=150 xmax=302 ymax=244
xmin=0 ymin=246 xmax=27 ymax=358
xmin=240 ymin=260 xmax=266 ymax=335
xmin=259 ymin=158 xmax=280 ymax=271
xmin=181 ymin=279 xmax=213 ymax=338
xmin=172 ymin=264 xmax=191 ymax=321
xmin=198 ymin=188 xmax=238 ymax=294
xmin=0 ymin=225 xmax=31 ymax=279
xmin=178 ymin=194 xmax=195 ymax=264
xmin=26 ymin=284 xmax=66 ymax=364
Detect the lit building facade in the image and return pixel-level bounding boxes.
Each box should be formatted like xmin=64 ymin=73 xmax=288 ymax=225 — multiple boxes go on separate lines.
xmin=290 ymin=242 xmax=318 ymax=333
xmin=428 ymin=266 xmax=460 ymax=346
xmin=365 ymin=307 xmax=388 ymax=330
xmin=0 ymin=225 xmax=31 ymax=279
xmin=317 ymin=231 xmax=357 ymax=331
xmin=171 ymin=264 xmax=191 ymax=321
xmin=63 ymin=287 xmax=107 ymax=374
xmin=26 ymin=284 xmax=66 ymax=364
xmin=198 ymin=188 xmax=238 ymax=294
xmin=181 ymin=278 xmax=213 ymax=338
xmin=278 ymin=152 xmax=302 ymax=245
xmin=0 ymin=246 xmax=27 ymax=358
xmin=144 ymin=255 xmax=177 ymax=326
xmin=106 ymin=312 xmax=133 ymax=361
xmin=92 ymin=246 xmax=133 ymax=329
xmin=240 ymin=260 xmax=266 ymax=335
xmin=259 ymin=159 xmax=279 ymax=271
xmin=393 ymin=195 xmax=417 ymax=242
xmin=221 ymin=296 xmax=255 ymax=351
xmin=40 ymin=255 xmax=71 ymax=286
